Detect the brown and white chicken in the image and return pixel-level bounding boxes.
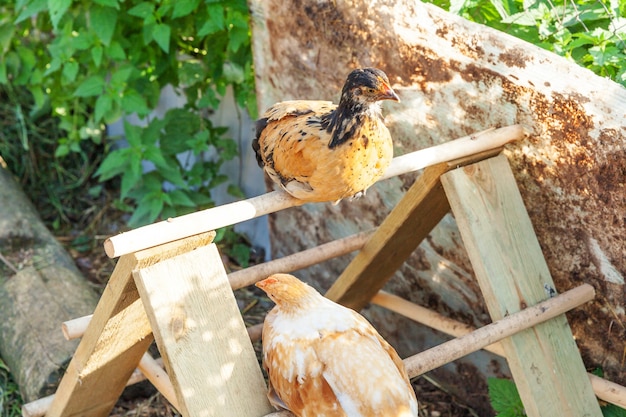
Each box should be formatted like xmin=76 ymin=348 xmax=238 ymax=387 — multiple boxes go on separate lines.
xmin=256 ymin=274 xmax=418 ymax=417
xmin=252 ymin=68 xmax=399 ymax=204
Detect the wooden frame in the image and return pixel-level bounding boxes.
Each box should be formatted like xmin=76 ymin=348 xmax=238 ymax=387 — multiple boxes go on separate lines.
xmin=29 ymin=125 xmax=620 ymax=417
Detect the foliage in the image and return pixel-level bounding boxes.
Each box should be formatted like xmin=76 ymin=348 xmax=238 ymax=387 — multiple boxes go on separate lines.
xmin=487 ymin=376 xmax=626 ymax=416
xmin=487 ymin=377 xmax=524 ymax=417
xmin=0 ymin=84 xmax=107 ymax=230
xmin=428 ymin=0 xmax=626 ymax=87
xmin=0 ymin=0 xmax=256 ymax=227
xmin=0 ymin=358 xmax=22 ymax=417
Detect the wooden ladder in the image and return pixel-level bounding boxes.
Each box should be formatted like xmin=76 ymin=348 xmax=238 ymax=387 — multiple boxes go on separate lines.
xmin=40 ymin=148 xmax=605 ymax=416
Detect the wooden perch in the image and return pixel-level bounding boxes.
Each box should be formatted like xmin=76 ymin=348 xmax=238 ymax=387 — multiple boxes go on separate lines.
xmin=229 ymin=230 xmax=373 ymax=290
xmin=402 ymin=284 xmax=595 ymax=376
xmin=44 ymin=282 xmax=625 ymax=417
xmin=103 ymin=125 xmax=526 ymax=258
xmin=372 ymin=291 xmax=626 ymax=409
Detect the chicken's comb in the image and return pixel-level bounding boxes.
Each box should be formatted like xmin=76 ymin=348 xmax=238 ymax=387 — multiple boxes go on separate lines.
xmin=256 ymin=276 xmax=277 ymax=287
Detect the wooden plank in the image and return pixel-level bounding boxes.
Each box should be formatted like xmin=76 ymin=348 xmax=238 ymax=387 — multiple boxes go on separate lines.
xmin=133 ymin=242 xmax=273 ymax=417
xmin=441 ymin=155 xmax=602 ymax=417
xmin=324 ymin=162 xmax=451 ymax=310
xmin=47 ymin=232 xmax=215 ymax=417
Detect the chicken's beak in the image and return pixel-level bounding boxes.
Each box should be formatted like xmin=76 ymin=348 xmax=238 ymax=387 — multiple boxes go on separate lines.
xmin=379 ymin=85 xmax=400 ymax=102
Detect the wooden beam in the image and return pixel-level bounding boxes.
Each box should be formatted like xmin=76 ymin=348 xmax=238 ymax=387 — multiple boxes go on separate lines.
xmin=132 ymin=242 xmax=273 ymax=417
xmin=441 ymin=155 xmax=602 ymax=417
xmin=46 ymin=232 xmax=215 ymax=417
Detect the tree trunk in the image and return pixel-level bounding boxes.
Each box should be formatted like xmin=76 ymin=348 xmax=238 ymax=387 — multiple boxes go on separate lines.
xmin=0 ymin=166 xmax=99 ymax=402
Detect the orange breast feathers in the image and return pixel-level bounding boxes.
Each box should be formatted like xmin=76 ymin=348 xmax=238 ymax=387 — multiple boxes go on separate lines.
xmin=256 ymin=274 xmax=418 ymax=417
xmin=252 ymin=68 xmax=399 ymax=204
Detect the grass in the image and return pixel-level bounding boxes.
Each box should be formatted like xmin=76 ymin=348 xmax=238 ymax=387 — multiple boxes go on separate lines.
xmin=0 ymin=359 xmax=22 ymax=417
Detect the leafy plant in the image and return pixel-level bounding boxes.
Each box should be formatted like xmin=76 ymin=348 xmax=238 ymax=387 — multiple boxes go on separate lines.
xmin=432 ymin=0 xmax=626 ymax=87
xmin=0 ymin=0 xmax=256 ymax=227
xmin=487 ymin=376 xmax=626 ymax=416
xmin=0 ymin=358 xmax=22 ymax=417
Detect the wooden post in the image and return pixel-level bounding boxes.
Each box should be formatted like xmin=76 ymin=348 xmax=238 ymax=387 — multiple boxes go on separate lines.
xmin=132 ymin=242 xmax=273 ymax=417
xmin=441 ymin=155 xmax=602 ymax=417
xmin=46 ymin=233 xmax=215 ymax=417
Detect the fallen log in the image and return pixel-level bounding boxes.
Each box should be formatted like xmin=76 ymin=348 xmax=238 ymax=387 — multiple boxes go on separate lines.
xmin=0 ymin=166 xmax=99 ymax=402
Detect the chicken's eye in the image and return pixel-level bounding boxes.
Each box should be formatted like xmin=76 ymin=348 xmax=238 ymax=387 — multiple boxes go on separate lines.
xmin=366 ymin=87 xmax=376 ymax=94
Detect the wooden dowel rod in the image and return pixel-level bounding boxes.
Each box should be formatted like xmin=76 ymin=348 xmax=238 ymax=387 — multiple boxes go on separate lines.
xmin=61 ymin=314 xmax=93 ymax=340
xmin=104 ymin=125 xmax=526 ymax=259
xmin=381 ymin=125 xmax=525 ymax=180
xmin=60 ymin=283 xmax=625 ymax=412
xmin=104 ymin=190 xmax=300 ymax=258
xmin=372 ymin=290 xmax=626 ymax=409
xmin=371 ymin=291 xmax=505 ymax=356
xmin=588 ymin=374 xmax=626 ymax=409
xmin=21 ymin=395 xmax=53 ymax=417
xmin=229 ymin=230 xmax=372 ymax=290
xmin=138 ymin=353 xmax=180 ymax=410
xmin=21 ymin=355 xmax=169 ymax=417
xmin=64 ymin=229 xmax=370 ymax=343
xmin=402 ymin=284 xmax=595 ymax=378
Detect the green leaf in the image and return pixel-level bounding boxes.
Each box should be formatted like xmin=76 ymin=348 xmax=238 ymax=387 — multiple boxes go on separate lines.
xmin=152 ymin=24 xmax=171 ymax=53
xmin=107 ymin=41 xmax=126 ymax=60
xmin=96 ymin=147 xmax=131 ymax=180
xmin=110 ymin=65 xmax=134 ymax=85
xmin=124 ymin=120 xmax=143 ymax=147
xmin=143 ymin=145 xmax=169 ymax=168
xmin=55 ymin=142 xmax=70 ymax=158
xmin=94 ymin=0 xmax=119 ymax=7
xmin=0 ymin=61 xmax=6 ymax=84
xmin=197 ymin=4 xmax=225 ymax=36
xmin=179 ymin=60 xmax=205 ymax=86
xmin=172 ymin=0 xmax=201 ymax=18
xmin=48 ymin=0 xmax=72 ymax=29
xmin=227 ymin=184 xmax=245 ymax=199
xmin=0 ymin=23 xmax=15 ymax=55
xmin=128 ymin=2 xmax=154 ymax=18
xmin=92 ymin=5 xmax=118 ymax=46
xmin=30 ymin=87 xmax=46 ymax=111
xmin=91 ymin=44 xmax=104 ymax=67
xmin=62 ymin=61 xmax=79 ymax=84
xmin=168 ymin=189 xmax=196 ymax=207
xmin=230 ymin=243 xmax=250 ymax=267
xmin=487 ymin=378 xmax=524 ymax=416
xmin=15 ymin=0 xmax=48 ymax=23
xmin=94 ymin=94 xmax=113 ymax=122
xmin=122 ymin=90 xmax=150 ymax=116
xmin=602 ymin=403 xmax=626 ymax=417
xmin=227 ymin=26 xmax=249 ymax=52
xmin=158 ymin=164 xmax=187 ymax=188
xmin=127 ymin=184 xmax=167 ymax=227
xmin=120 ymin=156 xmax=143 ymax=199
xmin=73 ymin=75 xmax=105 ymax=97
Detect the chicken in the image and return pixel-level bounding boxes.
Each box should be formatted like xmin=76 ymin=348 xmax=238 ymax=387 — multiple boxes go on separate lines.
xmin=256 ymin=273 xmax=418 ymax=417
xmin=252 ymin=68 xmax=399 ymax=204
